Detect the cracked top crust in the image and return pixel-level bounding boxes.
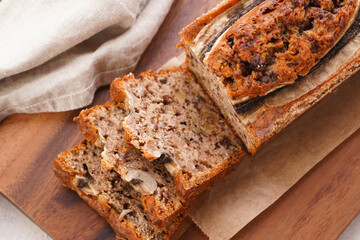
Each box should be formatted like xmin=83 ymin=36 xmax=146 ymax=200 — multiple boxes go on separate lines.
xmin=183 ymin=0 xmax=359 ymax=104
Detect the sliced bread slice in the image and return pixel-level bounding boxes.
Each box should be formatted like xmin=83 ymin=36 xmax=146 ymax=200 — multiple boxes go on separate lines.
xmin=110 ymin=67 xmax=246 ymax=200
xmin=75 ymin=101 xmax=189 ymax=230
xmin=53 ymin=140 xmax=179 ymax=240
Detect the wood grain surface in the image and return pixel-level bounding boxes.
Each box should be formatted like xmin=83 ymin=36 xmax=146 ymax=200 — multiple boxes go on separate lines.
xmin=0 ymin=1 xmax=359 ymax=240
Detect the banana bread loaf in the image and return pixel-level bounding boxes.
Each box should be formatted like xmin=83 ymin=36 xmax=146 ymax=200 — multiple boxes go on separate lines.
xmin=110 ymin=67 xmax=246 ymax=200
xmin=53 ymin=140 xmax=180 ymax=240
xmin=180 ymin=0 xmax=360 ymax=153
xmin=75 ymin=101 xmax=190 ymax=231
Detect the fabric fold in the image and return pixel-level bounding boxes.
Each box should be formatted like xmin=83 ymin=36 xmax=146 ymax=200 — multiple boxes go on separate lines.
xmin=0 ymin=0 xmax=174 ymax=121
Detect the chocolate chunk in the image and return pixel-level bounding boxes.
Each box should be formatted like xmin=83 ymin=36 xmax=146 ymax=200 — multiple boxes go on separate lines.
xmin=310 ymin=40 xmax=320 ymax=54
xmin=157 ymin=153 xmax=172 ymax=164
xmin=163 ymin=95 xmax=173 ymax=105
xmin=77 ymin=179 xmax=89 ymax=189
xmin=217 ymin=136 xmax=233 ymax=149
xmin=223 ymin=77 xmax=235 ymax=85
xmin=159 ymin=77 xmax=168 ymax=84
xmin=262 ymin=7 xmax=275 ymax=14
xmin=240 ymin=61 xmax=253 ymax=76
xmin=226 ymin=37 xmax=235 ymax=48
xmin=130 ymin=179 xmax=143 ymax=185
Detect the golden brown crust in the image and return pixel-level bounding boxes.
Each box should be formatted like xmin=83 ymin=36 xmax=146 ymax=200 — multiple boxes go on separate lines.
xmin=75 ymin=101 xmax=119 ymax=143
xmin=110 ymin=75 xmax=133 ymax=103
xmin=173 ymin=150 xmax=246 ymax=200
xmin=78 ymin=193 xmax=142 ymax=240
xmin=53 ymin=141 xmax=143 ymax=240
xmin=206 ymin=0 xmax=358 ymax=102
xmin=111 ymin=67 xmax=191 ymax=100
xmin=246 ymin=47 xmax=360 ymax=153
xmin=75 ymin=109 xmax=99 ymax=143
xmin=179 ymin=0 xmax=241 ymax=45
xmin=123 ymin=129 xmax=136 ymax=149
xmin=141 ymin=195 xmax=190 ymax=232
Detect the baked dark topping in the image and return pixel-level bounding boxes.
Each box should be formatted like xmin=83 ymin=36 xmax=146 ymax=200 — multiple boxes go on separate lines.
xmin=206 ymin=0 xmax=358 ymax=102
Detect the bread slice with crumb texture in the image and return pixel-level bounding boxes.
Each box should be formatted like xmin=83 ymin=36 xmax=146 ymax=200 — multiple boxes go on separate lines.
xmin=53 ymin=140 xmax=181 ymax=240
xmin=75 ymin=101 xmax=190 ymax=231
xmin=110 ymin=67 xmax=246 ymax=200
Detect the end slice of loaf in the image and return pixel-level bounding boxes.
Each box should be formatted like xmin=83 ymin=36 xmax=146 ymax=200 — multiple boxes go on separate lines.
xmin=180 ymin=0 xmax=360 ymax=153
xmin=110 ymin=67 xmax=246 ymax=200
xmin=53 ymin=140 xmax=179 ymax=240
xmin=75 ymin=101 xmax=189 ymax=230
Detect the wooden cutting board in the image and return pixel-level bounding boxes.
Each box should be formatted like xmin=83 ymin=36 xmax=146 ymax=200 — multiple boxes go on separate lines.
xmin=1 ymin=1 xmax=359 ymax=239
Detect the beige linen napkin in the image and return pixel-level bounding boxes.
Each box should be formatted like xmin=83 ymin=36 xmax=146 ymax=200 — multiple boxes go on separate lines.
xmin=0 ymin=0 xmax=173 ymax=121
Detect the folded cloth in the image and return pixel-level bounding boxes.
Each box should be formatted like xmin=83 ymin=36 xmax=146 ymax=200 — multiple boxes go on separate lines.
xmin=0 ymin=0 xmax=173 ymax=121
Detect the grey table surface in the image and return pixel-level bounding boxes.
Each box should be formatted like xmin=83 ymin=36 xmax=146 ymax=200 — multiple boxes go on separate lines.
xmin=0 ymin=194 xmax=359 ymax=240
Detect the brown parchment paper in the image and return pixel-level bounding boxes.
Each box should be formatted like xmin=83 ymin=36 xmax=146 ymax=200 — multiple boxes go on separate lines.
xmin=160 ymin=53 xmax=360 ymax=240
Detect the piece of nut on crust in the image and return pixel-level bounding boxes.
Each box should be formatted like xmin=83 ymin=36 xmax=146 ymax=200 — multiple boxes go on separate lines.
xmin=75 ymin=101 xmax=191 ymax=231
xmin=53 ymin=140 xmax=177 ymax=240
xmin=110 ymin=67 xmax=246 ymax=201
